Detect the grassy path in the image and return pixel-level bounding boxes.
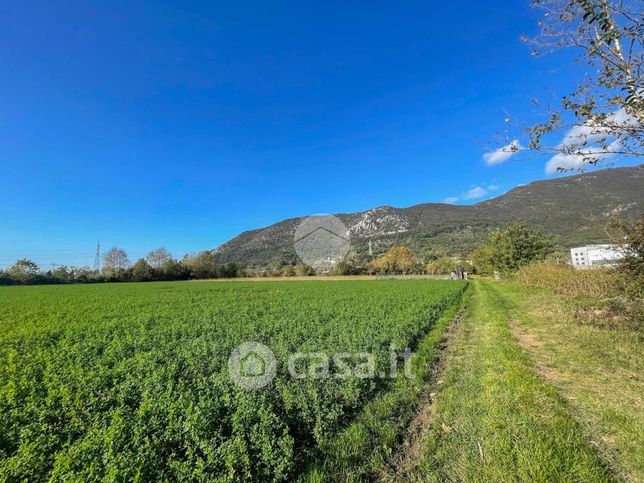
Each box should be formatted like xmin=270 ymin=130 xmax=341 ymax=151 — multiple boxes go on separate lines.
xmin=403 ymin=280 xmax=615 ymax=482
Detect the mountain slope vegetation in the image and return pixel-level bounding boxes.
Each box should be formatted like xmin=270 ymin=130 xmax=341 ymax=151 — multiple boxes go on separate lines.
xmin=213 ymin=165 xmax=643 ymax=266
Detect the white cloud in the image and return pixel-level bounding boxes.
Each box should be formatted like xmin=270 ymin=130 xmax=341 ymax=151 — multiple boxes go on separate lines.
xmin=463 ymin=186 xmax=488 ymax=200
xmin=546 ymin=108 xmax=638 ymax=173
xmin=444 ymin=183 xmax=501 ymax=204
xmin=558 ymin=109 xmax=635 ymax=147
xmin=545 ymin=141 xmax=621 ymax=173
xmin=483 ymin=140 xmax=522 ymax=166
xmin=545 ymin=152 xmax=586 ymax=173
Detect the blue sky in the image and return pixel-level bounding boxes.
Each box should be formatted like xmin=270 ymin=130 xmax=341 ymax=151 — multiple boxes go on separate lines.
xmin=0 ymin=0 xmax=638 ymax=268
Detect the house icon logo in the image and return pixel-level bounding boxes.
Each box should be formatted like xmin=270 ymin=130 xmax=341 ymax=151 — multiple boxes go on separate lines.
xmin=294 ymin=215 xmax=351 ymax=272
xmin=228 ymin=341 xmax=277 ymax=390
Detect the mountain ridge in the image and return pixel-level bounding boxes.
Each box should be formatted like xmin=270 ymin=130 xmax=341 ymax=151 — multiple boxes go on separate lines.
xmin=213 ymin=165 xmax=644 ymax=266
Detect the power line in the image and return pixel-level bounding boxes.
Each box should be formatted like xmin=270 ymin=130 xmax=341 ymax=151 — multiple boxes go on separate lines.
xmin=93 ymin=241 xmax=101 ymax=272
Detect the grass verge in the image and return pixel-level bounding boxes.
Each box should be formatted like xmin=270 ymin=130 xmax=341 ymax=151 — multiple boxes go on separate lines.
xmin=407 ymin=280 xmax=614 ymax=482
xmin=500 ymin=282 xmax=643 ymax=482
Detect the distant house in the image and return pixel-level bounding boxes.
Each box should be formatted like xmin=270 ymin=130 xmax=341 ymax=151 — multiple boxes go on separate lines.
xmin=570 ymin=244 xmax=624 ymax=269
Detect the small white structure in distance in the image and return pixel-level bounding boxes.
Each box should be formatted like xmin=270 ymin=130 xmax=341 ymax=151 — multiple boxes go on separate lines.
xmin=570 ymin=244 xmax=624 ymax=269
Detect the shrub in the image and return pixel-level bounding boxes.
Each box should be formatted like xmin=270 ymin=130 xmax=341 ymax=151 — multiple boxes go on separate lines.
xmin=425 ymin=256 xmax=455 ymax=276
xmin=471 ymin=223 xmax=554 ymax=275
xmin=368 ymin=246 xmax=422 ymax=275
xmin=610 ymin=215 xmax=644 ymax=298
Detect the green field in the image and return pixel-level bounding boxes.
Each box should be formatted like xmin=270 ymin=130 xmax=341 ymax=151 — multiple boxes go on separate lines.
xmin=0 ymin=280 xmax=466 ymax=481
xmin=3 ymin=278 xmax=641 ymax=482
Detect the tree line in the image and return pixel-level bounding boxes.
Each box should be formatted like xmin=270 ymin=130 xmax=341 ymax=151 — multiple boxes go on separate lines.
xmin=0 ymin=225 xmax=547 ymax=285
xmin=332 ymin=223 xmax=556 ymax=277
xmin=0 ymin=248 xmax=246 ymax=285
xmin=2 ymin=217 xmax=641 ymax=286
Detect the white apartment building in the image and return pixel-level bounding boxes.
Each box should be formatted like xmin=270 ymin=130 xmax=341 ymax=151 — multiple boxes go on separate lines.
xmin=570 ymin=244 xmax=625 ymax=269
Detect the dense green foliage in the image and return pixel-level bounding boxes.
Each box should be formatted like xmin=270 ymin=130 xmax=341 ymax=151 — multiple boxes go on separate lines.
xmin=471 ymin=223 xmax=554 ymax=274
xmin=0 ymin=279 xmax=465 ymax=481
